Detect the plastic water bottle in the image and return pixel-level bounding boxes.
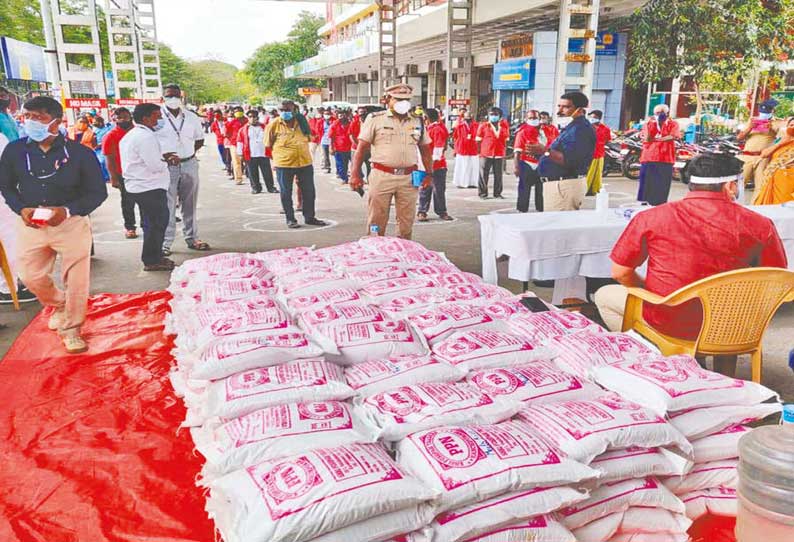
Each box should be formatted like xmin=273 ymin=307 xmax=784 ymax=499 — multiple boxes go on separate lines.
xmin=783 ymin=404 xmax=794 ymax=425
xmin=595 ymin=188 xmax=609 ymax=216
xmin=369 ymin=224 xmax=379 ymax=237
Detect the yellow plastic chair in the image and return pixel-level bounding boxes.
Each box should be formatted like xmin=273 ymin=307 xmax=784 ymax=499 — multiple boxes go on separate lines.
xmin=621 ymin=267 xmax=794 ymax=383
xmin=0 ymin=239 xmax=19 ymax=310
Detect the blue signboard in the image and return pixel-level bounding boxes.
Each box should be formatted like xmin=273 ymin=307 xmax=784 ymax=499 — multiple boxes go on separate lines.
xmin=0 ymin=37 xmax=48 ymax=81
xmin=568 ymin=32 xmax=619 ymax=56
xmin=492 ymin=58 xmax=536 ymax=91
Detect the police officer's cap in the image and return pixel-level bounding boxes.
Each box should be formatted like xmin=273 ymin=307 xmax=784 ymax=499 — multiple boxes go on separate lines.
xmin=385 ymin=83 xmax=413 ymax=99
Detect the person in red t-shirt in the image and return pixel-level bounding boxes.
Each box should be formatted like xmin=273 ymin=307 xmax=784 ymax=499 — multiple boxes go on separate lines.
xmin=476 ymin=106 xmax=509 ymax=199
xmin=595 ymin=153 xmax=787 ymax=376
xmin=452 ymin=110 xmax=479 ymax=188
xmin=209 ymin=110 xmax=227 ymax=169
xmin=101 ymin=107 xmax=139 ymax=238
xmin=513 ymin=109 xmax=544 ymax=212
xmin=329 ymin=109 xmax=354 ymax=183
xmin=417 ymin=108 xmax=453 ymax=222
xmin=350 ymin=106 xmax=372 ymax=180
xmin=585 ymin=110 xmax=613 ymax=195
xmin=638 ymin=104 xmax=681 ymax=205
xmin=308 ymin=107 xmax=325 ymax=163
xmin=224 ymin=106 xmax=247 ymax=183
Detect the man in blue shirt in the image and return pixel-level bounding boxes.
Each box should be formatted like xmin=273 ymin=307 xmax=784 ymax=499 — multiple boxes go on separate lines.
xmin=526 ymin=91 xmax=596 ymax=211
xmin=0 ymin=96 xmax=107 ymax=354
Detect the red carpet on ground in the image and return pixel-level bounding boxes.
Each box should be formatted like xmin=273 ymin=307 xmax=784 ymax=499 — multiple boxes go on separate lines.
xmin=0 ymin=292 xmax=214 ymax=542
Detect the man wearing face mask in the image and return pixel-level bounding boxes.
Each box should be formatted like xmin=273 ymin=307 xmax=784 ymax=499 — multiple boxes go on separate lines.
xmin=513 ymin=109 xmax=544 ymax=212
xmin=737 ymin=99 xmax=780 ymax=190
xmin=0 ymin=96 xmax=107 ymax=354
xmin=224 ymin=106 xmax=247 ymax=183
xmin=350 ymin=83 xmax=433 ymax=239
xmin=594 ymin=153 xmax=786 ymax=376
xmin=320 ymin=109 xmax=335 ymax=173
xmin=585 ymin=110 xmax=613 ymax=195
xmin=309 ymin=107 xmax=325 ymax=163
xmin=525 ymin=92 xmax=596 ymax=211
xmin=637 ymin=104 xmax=680 ymax=206
xmin=157 ymin=83 xmax=211 ymax=255
xmin=452 ymin=109 xmax=479 ymax=188
xmin=329 ymin=109 xmax=354 ymax=184
xmin=238 ymin=109 xmax=278 ymax=194
xmin=0 ymin=87 xmax=20 ymax=142
xmin=350 ymin=106 xmax=371 ymax=180
xmin=475 ymin=107 xmax=509 ymax=199
xmin=102 ymin=107 xmax=140 ymax=239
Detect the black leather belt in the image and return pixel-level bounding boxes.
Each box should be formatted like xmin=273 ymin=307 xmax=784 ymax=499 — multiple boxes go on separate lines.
xmin=540 ymin=176 xmax=582 ymax=183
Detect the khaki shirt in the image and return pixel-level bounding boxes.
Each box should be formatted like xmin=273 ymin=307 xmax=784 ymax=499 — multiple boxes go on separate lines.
xmin=359 ymin=110 xmax=431 ymax=168
xmin=265 ymin=118 xmax=312 ymax=168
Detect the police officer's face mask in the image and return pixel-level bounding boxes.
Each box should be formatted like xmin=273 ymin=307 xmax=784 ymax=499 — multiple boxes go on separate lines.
xmin=392 ymin=100 xmax=412 ymax=115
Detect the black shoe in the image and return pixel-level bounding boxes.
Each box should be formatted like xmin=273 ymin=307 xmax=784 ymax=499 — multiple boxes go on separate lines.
xmin=305 ymin=218 xmax=328 ymax=226
xmin=494 ymin=195 xmax=505 ymax=199
xmin=479 ymin=194 xmax=489 ymax=199
xmin=251 ymin=189 xmax=262 ymax=194
xmin=296 ymin=207 xmax=303 ymax=212
xmin=287 ymin=220 xmax=301 ymax=229
xmin=175 ymin=215 xmax=182 ymax=223
xmin=532 ymin=280 xmax=555 ymax=288
xmin=0 ymin=287 xmax=38 ymax=304
xmin=267 ymin=188 xmax=279 ymax=193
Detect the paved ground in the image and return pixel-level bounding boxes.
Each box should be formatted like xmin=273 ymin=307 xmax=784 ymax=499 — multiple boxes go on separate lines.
xmin=2 ymin=135 xmax=792 ymax=401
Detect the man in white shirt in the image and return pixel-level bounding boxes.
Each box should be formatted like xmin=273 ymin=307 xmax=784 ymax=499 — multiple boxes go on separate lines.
xmin=156 ymin=83 xmax=211 ymax=255
xmin=238 ymin=109 xmax=278 ymax=194
xmin=120 ymin=103 xmax=174 ymax=271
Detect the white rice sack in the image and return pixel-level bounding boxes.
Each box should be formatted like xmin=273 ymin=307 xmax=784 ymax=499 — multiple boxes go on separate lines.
xmin=508 ymin=310 xmax=603 ymax=345
xmin=592 ymin=355 xmax=778 ymax=415
xmin=475 ymin=299 xmax=529 ymax=321
xmin=171 ymin=252 xmax=266 ymax=281
xmin=256 ymin=246 xmax=313 ymax=262
xmin=621 ymin=507 xmax=692 ymax=534
xmin=298 ymin=303 xmax=388 ymax=337
xmin=379 ymin=291 xmax=455 ymax=316
xmin=607 ymin=534 xmax=688 ymax=542
xmin=691 ymin=424 xmax=751 ymax=463
xmin=667 ymin=402 xmax=781 ymax=440
xmin=408 ymin=304 xmax=505 ymax=345
xmin=313 ymin=241 xmax=362 ymax=260
xmin=196 ymin=277 xmax=277 ymax=305
xmin=680 ymin=486 xmax=737 ymax=519
xmin=347 ymin=265 xmax=409 ymax=285
xmin=412 ymin=515 xmax=576 ymax=542
xmin=284 ymin=288 xmax=364 ymax=316
xmin=363 ymin=277 xmax=440 ymax=302
xmin=430 ymin=271 xmax=483 ymax=288
xmin=432 ymin=330 xmax=550 ymax=372
xmin=186 ymin=329 xmax=324 ymax=381
xmin=356 ymin=381 xmax=520 ymax=441
xmin=396 ymin=420 xmax=598 ymax=513
xmin=279 ymin=270 xmax=357 ymax=297
xmin=189 ymin=360 xmax=355 ymax=423
xmin=316 ymin=320 xmax=430 ymax=366
xmin=516 ymin=393 xmax=693 ymax=464
xmin=206 ymin=443 xmax=438 ymax=542
xmin=662 ymin=459 xmax=738 ymax=495
xmin=397 ymin=250 xmax=450 ymax=265
xmin=590 ymin=446 xmax=692 ymax=484
xmin=570 ymin=511 xmax=623 ymax=542
xmin=266 ymin=254 xmax=329 ymax=275
xmin=173 ymin=296 xmax=281 ymax=338
xmin=423 ymin=486 xmax=588 ymax=542
xmin=357 ymin=236 xmax=428 ymax=255
xmin=557 ymin=477 xmax=685 ymax=530
xmin=338 ymin=253 xmax=404 ymax=270
xmin=444 ymin=283 xmax=514 ymax=303
xmin=189 ymin=306 xmax=292 ymax=355
xmin=345 ymin=354 xmax=466 ymax=397
xmin=548 ymin=331 xmax=655 ymax=379
xmin=192 ymin=401 xmax=378 ymax=481
xmin=305 ymin=505 xmax=437 ymax=542
xmin=402 ymin=263 xmax=461 ymax=279
xmin=467 ymin=359 xmax=602 ymax=405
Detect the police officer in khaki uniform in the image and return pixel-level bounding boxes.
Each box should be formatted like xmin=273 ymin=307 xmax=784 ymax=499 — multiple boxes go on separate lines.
xmin=350 ymin=83 xmax=432 ymax=240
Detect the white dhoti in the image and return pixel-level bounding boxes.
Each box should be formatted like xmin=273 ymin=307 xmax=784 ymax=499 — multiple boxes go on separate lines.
xmin=0 ymin=199 xmax=18 ymax=294
xmin=453 ymin=154 xmax=479 ymax=188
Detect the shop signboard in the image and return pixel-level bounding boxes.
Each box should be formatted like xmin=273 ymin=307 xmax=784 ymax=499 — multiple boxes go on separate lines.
xmin=114 ymin=98 xmax=164 ymax=105
xmin=299 ymin=87 xmax=323 ymax=96
xmin=500 ymin=34 xmax=533 ymax=61
xmin=568 ymin=32 xmax=619 ymax=56
xmin=448 ymin=99 xmax=470 ymax=106
xmin=492 ymin=58 xmax=535 ymax=91
xmin=1 ymin=37 xmax=48 ymax=82
xmin=65 ymin=98 xmax=108 ymax=109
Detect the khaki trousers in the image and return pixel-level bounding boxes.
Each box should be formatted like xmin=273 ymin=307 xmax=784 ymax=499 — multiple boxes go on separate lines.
xmin=542 ymin=177 xmax=587 ymax=211
xmin=367 ymin=169 xmax=418 ymax=239
xmin=594 ymin=284 xmax=629 ymax=332
xmin=227 ymin=145 xmax=243 ymax=180
xmin=17 ymin=215 xmax=93 ymax=334
xmin=741 ymin=155 xmax=769 ymax=186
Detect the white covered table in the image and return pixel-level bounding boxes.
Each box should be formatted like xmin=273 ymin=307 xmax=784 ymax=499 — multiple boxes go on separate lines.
xmin=479 ymin=206 xmax=794 ymax=303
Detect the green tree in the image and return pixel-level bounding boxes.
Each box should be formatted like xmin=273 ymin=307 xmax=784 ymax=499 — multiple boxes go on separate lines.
xmin=244 ymin=11 xmax=325 ymax=101
xmin=158 ymin=43 xmax=191 ymax=88
xmin=623 ymin=0 xmax=794 ymax=118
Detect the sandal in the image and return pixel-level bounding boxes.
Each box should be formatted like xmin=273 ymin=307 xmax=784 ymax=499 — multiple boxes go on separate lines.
xmin=186 ymin=240 xmax=211 ymax=251
xmin=125 ymin=229 xmax=138 ymax=239
xmin=417 ymin=212 xmax=429 ymax=222
xmin=161 ymin=248 xmax=172 ymax=257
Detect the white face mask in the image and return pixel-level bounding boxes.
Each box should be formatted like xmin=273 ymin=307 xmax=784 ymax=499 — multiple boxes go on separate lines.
xmin=558 ymin=116 xmax=573 ymax=128
xmin=392 ymin=100 xmax=412 ymax=115
xmin=588 ymin=117 xmax=600 ymax=124
xmin=164 ymin=97 xmax=182 ymax=109
xmin=526 ymin=119 xmax=540 ymax=127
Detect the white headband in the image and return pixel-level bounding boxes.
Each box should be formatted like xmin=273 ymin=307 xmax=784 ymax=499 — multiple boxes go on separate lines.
xmin=689 ymin=175 xmax=739 ymax=185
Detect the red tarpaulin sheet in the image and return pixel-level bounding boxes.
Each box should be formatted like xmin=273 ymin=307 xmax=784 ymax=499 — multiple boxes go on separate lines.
xmin=0 ymin=292 xmax=214 ymax=542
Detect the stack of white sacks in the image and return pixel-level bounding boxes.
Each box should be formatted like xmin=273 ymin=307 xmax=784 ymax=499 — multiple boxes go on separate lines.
xmin=164 ymin=238 xmax=781 ymax=542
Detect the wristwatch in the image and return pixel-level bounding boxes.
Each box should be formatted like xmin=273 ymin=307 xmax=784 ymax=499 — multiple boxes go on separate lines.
xmin=544 ymin=151 xmax=551 ymax=157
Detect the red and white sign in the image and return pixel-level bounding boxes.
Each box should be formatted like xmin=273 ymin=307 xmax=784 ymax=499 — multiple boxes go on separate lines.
xmin=65 ymin=98 xmax=108 ymax=109
xmin=115 ymin=98 xmax=164 ymax=106
xmin=448 ymin=99 xmax=470 ymax=106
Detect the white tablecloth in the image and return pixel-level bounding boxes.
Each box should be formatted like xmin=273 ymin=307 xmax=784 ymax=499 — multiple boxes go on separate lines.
xmin=479 ymin=206 xmax=794 ymax=301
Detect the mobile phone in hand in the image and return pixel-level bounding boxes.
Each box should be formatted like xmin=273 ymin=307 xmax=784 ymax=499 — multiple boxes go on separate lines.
xmin=520 ymin=296 xmax=550 ymax=313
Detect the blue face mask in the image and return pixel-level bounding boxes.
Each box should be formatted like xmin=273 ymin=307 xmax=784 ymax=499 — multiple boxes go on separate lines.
xmin=281 ymin=111 xmax=294 ymax=121
xmin=758 ymin=112 xmax=772 ymax=120
xmin=24 ymin=118 xmax=57 ymax=142
xmin=154 ymin=119 xmax=166 ymax=131
xmin=488 ymin=115 xmax=500 ymax=123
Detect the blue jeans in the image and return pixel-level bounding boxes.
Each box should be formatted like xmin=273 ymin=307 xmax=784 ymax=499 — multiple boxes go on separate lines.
xmin=517 ymin=161 xmax=543 ymax=212
xmin=276 ymin=165 xmax=316 ymax=223
xmin=128 ymin=188 xmax=169 ymax=265
xmin=417 ymin=168 xmax=448 ymax=215
xmin=334 ymin=151 xmax=351 ymax=182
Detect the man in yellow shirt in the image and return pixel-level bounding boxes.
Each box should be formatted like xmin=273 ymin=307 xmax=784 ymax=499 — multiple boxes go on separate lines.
xmin=265 ymin=100 xmax=327 ymax=229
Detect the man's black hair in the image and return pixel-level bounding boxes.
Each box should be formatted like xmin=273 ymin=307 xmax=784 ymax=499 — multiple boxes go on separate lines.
xmin=425 ymin=108 xmax=440 ymax=122
xmin=133 ymin=102 xmax=161 ymax=123
xmin=233 ymin=105 xmax=244 ymax=112
xmin=560 ymin=91 xmax=589 ymax=108
xmin=589 ymin=110 xmax=603 ymax=119
xmin=281 ymin=100 xmax=296 ymax=109
xmin=164 ymin=83 xmax=181 ymax=92
xmin=488 ymin=106 xmax=503 ymax=116
xmin=113 ymin=107 xmax=131 ymax=117
xmin=23 ymin=96 xmax=63 ymax=120
xmin=539 ymin=111 xmax=550 ymax=117
xmin=687 ymin=152 xmax=743 ymax=192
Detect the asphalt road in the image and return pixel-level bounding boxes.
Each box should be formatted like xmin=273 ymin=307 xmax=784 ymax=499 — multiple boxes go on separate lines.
xmin=2 ymin=135 xmax=792 ymax=400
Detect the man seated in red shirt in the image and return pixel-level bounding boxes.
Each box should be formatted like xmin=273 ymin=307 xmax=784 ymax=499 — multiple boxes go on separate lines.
xmin=476 ymin=106 xmax=510 ymax=199
xmin=595 ymin=153 xmax=787 ymax=376
xmin=417 ymin=108 xmax=453 ymax=222
xmin=329 ymin=109 xmax=353 ymax=183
